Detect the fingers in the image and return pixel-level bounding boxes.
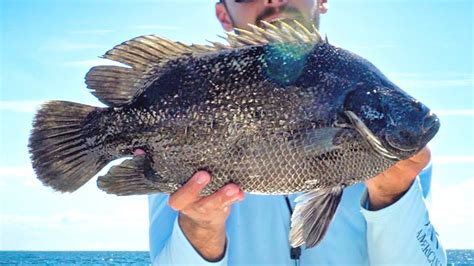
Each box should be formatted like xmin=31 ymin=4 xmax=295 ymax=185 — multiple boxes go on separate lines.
xmin=391 ymin=146 xmax=431 ymax=178
xmin=186 ymin=183 xmax=244 ymax=225
xmin=168 ymin=171 xmax=211 ymax=211
xmin=408 ymin=146 xmax=431 ymax=165
xmin=198 ymin=183 xmax=245 ymax=211
xmin=168 ymin=170 xmax=245 ymax=218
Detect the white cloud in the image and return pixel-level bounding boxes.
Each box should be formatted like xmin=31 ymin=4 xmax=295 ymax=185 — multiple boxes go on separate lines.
xmin=0 ymin=165 xmax=41 ymax=188
xmin=431 ymin=177 xmax=474 ymax=249
xmin=398 ymin=79 xmax=473 ymax=88
xmin=128 ymin=24 xmax=182 ymax=31
xmin=434 ymin=109 xmax=474 ymax=117
xmin=3 ymin=204 xmax=147 ymax=228
xmin=0 ymin=99 xmax=106 ymax=114
xmin=0 ymin=100 xmax=44 ymax=113
xmin=347 ymin=44 xmax=397 ymax=50
xmin=432 ymin=156 xmax=474 ymax=164
xmin=1 ymin=201 xmax=149 ymax=250
xmin=3 ymin=212 xmax=83 ymax=227
xmin=62 ymin=59 xmax=129 ymax=68
xmin=42 ymin=40 xmax=106 ymax=52
xmin=386 ymin=72 xmax=473 ymax=89
xmin=0 ymin=165 xmax=35 ymax=178
xmin=68 ymin=29 xmax=113 ymax=35
xmin=0 ymin=157 xmax=128 ymax=190
xmin=388 ymin=72 xmax=472 ymax=79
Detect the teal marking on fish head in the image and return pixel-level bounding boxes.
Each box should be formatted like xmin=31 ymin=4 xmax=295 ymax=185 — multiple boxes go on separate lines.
xmin=263 ymin=43 xmax=314 ymax=86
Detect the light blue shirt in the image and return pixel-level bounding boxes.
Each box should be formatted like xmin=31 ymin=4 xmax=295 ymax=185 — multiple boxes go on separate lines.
xmin=148 ymin=163 xmax=447 ymax=265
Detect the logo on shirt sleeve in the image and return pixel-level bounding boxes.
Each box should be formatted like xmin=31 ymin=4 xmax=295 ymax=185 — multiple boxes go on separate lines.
xmin=416 ymin=221 xmax=442 ymax=266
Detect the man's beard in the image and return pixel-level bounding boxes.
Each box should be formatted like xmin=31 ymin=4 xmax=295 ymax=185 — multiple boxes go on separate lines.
xmin=255 ymin=5 xmax=319 ymax=30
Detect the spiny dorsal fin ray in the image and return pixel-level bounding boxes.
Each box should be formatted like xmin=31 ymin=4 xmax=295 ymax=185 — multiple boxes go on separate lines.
xmin=206 ymin=40 xmax=230 ymax=50
xmin=261 ymin=21 xmax=294 ymax=42
xmin=229 ymin=20 xmax=323 ymax=48
xmin=86 ymin=21 xmax=323 ymax=106
xmin=101 ymin=35 xmax=213 ymax=70
xmin=98 ymin=21 xmax=321 ymax=70
xmin=234 ymin=28 xmax=267 ymax=44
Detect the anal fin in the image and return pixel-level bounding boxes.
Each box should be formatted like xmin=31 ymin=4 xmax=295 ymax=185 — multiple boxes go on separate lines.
xmin=97 ymin=156 xmax=177 ymax=196
xmin=289 ymin=186 xmax=344 ymax=248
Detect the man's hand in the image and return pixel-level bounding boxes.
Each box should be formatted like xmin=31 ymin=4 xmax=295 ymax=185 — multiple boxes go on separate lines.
xmin=168 ymin=171 xmax=244 ymax=261
xmin=365 ymin=147 xmax=431 ymax=211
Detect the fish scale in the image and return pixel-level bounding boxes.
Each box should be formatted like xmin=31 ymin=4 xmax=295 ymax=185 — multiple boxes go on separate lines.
xmin=29 ymin=21 xmax=439 ymax=248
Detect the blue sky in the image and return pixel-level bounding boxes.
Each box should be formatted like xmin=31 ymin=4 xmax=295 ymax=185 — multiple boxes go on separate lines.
xmin=1 ymin=0 xmax=473 ymax=250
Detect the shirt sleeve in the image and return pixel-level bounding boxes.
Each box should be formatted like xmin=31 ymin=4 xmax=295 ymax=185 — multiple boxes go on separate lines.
xmin=148 ymin=194 xmax=228 ymax=265
xmin=360 ymin=163 xmax=448 ymax=265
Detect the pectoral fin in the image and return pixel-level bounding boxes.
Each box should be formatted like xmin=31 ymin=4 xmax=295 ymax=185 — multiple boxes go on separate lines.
xmin=97 ymin=156 xmax=178 ymax=196
xmin=289 ymin=127 xmax=341 ymax=155
xmin=289 ymin=186 xmax=344 ymax=248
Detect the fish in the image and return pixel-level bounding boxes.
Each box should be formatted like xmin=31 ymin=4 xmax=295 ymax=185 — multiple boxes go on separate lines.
xmin=28 ymin=21 xmax=440 ymax=248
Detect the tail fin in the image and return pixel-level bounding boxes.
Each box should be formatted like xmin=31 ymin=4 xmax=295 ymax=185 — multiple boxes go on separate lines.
xmin=29 ymin=100 xmax=108 ymax=192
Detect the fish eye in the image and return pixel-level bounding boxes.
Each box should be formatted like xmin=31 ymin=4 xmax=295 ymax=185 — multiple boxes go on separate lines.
xmin=344 ymin=84 xmax=386 ymax=123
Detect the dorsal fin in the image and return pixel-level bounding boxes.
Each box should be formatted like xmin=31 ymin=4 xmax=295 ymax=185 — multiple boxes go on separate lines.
xmin=85 ymin=21 xmax=323 ymax=107
xmin=102 ymin=35 xmax=216 ymax=70
xmin=85 ymin=35 xmax=218 ymax=106
xmin=229 ymin=20 xmax=323 ymax=48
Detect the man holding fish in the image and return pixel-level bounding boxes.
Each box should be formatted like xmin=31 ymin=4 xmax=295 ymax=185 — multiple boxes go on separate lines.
xmin=25 ymin=0 xmax=448 ymax=263
xmin=147 ymin=0 xmax=447 ymax=265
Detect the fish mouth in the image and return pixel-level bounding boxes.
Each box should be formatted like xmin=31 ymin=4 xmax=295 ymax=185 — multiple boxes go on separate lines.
xmin=384 ymin=113 xmax=440 ymax=153
xmin=421 ymin=113 xmax=441 ymax=142
xmin=384 ymin=134 xmax=418 ymax=152
xmin=344 ymin=110 xmax=399 ymax=160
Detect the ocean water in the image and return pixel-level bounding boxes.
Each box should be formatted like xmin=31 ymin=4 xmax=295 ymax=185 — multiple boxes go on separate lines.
xmin=0 ymin=250 xmax=472 ymax=265
xmin=448 ymin=250 xmax=474 ymax=266
xmin=0 ymin=251 xmax=151 ymax=265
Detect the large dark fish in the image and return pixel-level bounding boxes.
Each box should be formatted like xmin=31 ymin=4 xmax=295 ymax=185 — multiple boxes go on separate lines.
xmin=28 ymin=22 xmax=440 ymax=248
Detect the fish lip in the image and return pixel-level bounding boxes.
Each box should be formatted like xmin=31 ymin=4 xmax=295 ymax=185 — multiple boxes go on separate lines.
xmin=344 ymin=110 xmax=399 ymax=160
xmin=384 ymin=134 xmax=418 ymax=152
xmin=423 ymin=118 xmax=440 ymax=141
xmin=422 ymin=113 xmax=440 ymax=141
xmin=384 ymin=114 xmax=440 ymax=153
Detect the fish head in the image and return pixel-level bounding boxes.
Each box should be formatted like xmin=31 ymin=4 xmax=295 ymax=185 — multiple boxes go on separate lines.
xmin=306 ymin=44 xmax=439 ymax=160
xmin=343 ymin=81 xmax=440 ymax=160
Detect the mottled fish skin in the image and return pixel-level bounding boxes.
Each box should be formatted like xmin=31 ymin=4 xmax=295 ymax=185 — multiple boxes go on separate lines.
xmin=28 ymin=22 xmax=439 ymax=248
xmin=81 ymin=42 xmax=397 ymax=196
